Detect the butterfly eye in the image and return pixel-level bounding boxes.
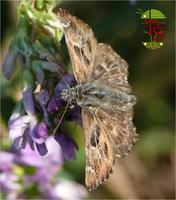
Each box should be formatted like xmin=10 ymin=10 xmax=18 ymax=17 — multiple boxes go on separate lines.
xmin=94 ymin=91 xmax=105 ymax=99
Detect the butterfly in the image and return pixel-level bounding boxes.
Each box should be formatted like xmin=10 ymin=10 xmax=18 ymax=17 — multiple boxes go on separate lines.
xmin=58 ymin=9 xmax=138 ymax=191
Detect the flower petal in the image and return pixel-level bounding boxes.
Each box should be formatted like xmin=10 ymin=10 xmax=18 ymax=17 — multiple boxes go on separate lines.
xmin=22 ymin=69 xmax=35 ymax=115
xmin=9 ymin=115 xmax=30 ymax=140
xmin=13 ymin=136 xmax=26 ymax=149
xmin=23 ymin=87 xmax=35 ymax=115
xmin=31 ymin=122 xmax=48 ymax=144
xmin=67 ymin=106 xmax=82 ymax=127
xmin=54 ymin=74 xmax=74 ymax=98
xmin=26 ymin=132 xmax=35 ymax=150
xmin=36 ymin=91 xmax=51 ymax=127
xmin=38 ymin=90 xmax=50 ymax=105
xmin=47 ymin=97 xmax=59 ymax=112
xmin=36 ymin=143 xmax=48 ymax=156
xmin=54 ymin=132 xmax=78 ymax=160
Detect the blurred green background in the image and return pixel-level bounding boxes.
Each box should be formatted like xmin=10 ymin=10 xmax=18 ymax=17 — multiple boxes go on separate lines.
xmin=1 ymin=1 xmax=175 ymax=199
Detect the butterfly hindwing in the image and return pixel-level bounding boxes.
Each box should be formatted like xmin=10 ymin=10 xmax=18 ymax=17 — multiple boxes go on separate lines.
xmin=82 ymin=108 xmax=115 ymax=191
xmin=95 ymin=107 xmax=138 ymax=158
xmin=83 ymin=106 xmax=137 ymax=191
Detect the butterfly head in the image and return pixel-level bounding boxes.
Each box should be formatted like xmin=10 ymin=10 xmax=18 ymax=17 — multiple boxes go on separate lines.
xmin=61 ymin=86 xmax=81 ymax=104
xmin=61 ymin=89 xmax=72 ymax=102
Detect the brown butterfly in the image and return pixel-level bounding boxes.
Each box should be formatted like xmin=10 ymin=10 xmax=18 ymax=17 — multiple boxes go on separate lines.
xmin=58 ymin=9 xmax=138 ymax=191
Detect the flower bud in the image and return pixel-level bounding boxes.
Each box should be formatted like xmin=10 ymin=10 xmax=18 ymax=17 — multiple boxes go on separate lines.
xmin=3 ymin=48 xmax=18 ymax=80
xmin=55 ymin=132 xmax=78 ymax=160
xmin=32 ymin=42 xmax=55 ymax=62
xmin=36 ymin=143 xmax=48 ymax=156
xmin=32 ymin=61 xmax=44 ymax=85
xmin=32 ymin=60 xmax=60 ymax=73
xmin=54 ymin=74 xmax=74 ymax=98
xmin=47 ymin=97 xmax=59 ymax=112
xmin=23 ymin=69 xmax=35 ymax=115
xmin=38 ymin=90 xmax=50 ymax=105
xmin=32 ymin=122 xmax=48 ymax=144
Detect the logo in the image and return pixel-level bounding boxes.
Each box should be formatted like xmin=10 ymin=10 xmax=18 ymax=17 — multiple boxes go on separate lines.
xmin=137 ymin=9 xmax=166 ymax=49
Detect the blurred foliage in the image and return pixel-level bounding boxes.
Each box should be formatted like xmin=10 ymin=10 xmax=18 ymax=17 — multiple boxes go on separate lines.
xmin=1 ymin=0 xmax=175 ymax=199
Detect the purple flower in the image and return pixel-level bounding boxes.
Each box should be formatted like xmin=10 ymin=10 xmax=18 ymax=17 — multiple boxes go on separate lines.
xmin=67 ymin=106 xmax=82 ymax=126
xmin=22 ymin=87 xmax=35 ymax=115
xmin=36 ymin=143 xmax=48 ymax=156
xmin=9 ymin=110 xmax=49 ymax=156
xmin=1 ymin=138 xmax=87 ymax=199
xmin=8 ymin=101 xmax=31 ymax=149
xmin=13 ymin=128 xmax=35 ymax=150
xmin=2 ymin=1 xmax=92 ymax=198
xmin=38 ymin=90 xmax=50 ymax=105
xmin=54 ymin=74 xmax=74 ymax=99
xmin=10 ymin=114 xmax=36 ymax=149
xmin=19 ymin=137 xmax=63 ymax=169
xmin=29 ymin=118 xmax=48 ymax=156
xmin=22 ymin=69 xmax=35 ymax=115
xmin=47 ymin=97 xmax=59 ymax=112
xmin=30 ymin=121 xmax=49 ymax=156
xmin=13 ymin=132 xmax=27 ymax=149
xmin=0 ymin=152 xmax=14 ymax=172
xmin=37 ymin=90 xmax=51 ymax=127
xmin=32 ymin=122 xmax=48 ymax=144
xmin=0 ymin=152 xmax=21 ymax=200
xmin=55 ymin=131 xmax=78 ymax=160
xmin=9 ymin=113 xmax=30 ymax=141
xmin=0 ymin=173 xmax=20 ymax=199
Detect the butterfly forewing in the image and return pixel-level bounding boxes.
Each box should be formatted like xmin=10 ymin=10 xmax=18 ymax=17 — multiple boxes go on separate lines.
xmin=92 ymin=43 xmax=131 ymax=93
xmin=58 ymin=9 xmax=97 ymax=83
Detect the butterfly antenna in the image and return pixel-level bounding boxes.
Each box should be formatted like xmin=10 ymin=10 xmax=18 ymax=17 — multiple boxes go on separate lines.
xmin=47 ymin=58 xmax=71 ymax=89
xmin=53 ymin=100 xmax=70 ymax=135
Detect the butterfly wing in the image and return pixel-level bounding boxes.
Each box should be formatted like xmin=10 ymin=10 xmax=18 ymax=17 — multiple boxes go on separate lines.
xmin=82 ymin=105 xmax=137 ymax=191
xmin=58 ymin=9 xmax=97 ymax=83
xmin=83 ymin=43 xmax=137 ymax=190
xmin=82 ymin=105 xmax=137 ymax=190
xmin=82 ymin=108 xmax=115 ymax=191
xmin=91 ymin=43 xmax=138 ymax=155
xmin=91 ymin=43 xmax=131 ymax=93
xmin=96 ymin=107 xmax=138 ymax=158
